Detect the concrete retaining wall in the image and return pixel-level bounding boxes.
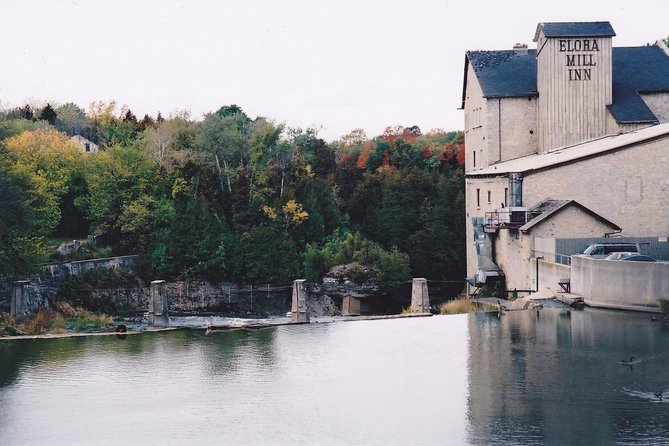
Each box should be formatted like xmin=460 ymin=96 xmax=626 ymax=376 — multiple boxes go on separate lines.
xmin=43 ymin=256 xmax=137 ymax=280
xmin=571 ymin=255 xmax=669 ymax=312
xmin=534 ymin=259 xmax=571 ymax=293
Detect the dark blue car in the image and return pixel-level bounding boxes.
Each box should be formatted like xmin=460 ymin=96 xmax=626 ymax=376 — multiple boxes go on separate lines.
xmin=620 ymin=254 xmax=656 ymax=262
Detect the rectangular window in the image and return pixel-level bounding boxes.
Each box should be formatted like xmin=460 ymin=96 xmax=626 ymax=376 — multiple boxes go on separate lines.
xmin=473 ymin=150 xmax=476 ymax=168
xmin=504 ymin=188 xmax=508 ymax=207
xmin=487 ymin=191 xmax=491 ymax=204
xmin=476 ymin=189 xmax=480 ymax=207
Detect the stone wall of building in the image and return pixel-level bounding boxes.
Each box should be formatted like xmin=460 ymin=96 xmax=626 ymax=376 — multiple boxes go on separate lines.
xmin=641 ymin=92 xmax=669 ymax=124
xmin=464 ymin=63 xmax=488 ymax=171
xmin=487 ymin=96 xmax=538 ymax=164
xmin=465 ymin=176 xmax=509 ymax=281
xmin=523 ymin=135 xmax=669 ymax=237
xmin=530 ymin=206 xmax=617 ymax=239
xmin=494 ymin=230 xmax=533 ymax=291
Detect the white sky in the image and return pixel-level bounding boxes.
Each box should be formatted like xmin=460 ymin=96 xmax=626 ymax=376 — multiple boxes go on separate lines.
xmin=1 ymin=0 xmax=668 ymax=141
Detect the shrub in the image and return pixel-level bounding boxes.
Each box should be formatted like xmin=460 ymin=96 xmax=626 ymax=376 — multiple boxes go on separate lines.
xmin=0 ymin=312 xmax=20 ymax=336
xmin=349 ymin=262 xmax=368 ymax=283
xmin=372 ymin=247 xmax=411 ymax=284
xmin=660 ymin=299 xmax=669 ymax=315
xmin=21 ymin=310 xmax=53 ymax=334
xmin=440 ymin=298 xmax=478 ymax=315
xmin=303 ymin=244 xmax=331 ymax=282
xmin=303 ymin=230 xmax=411 ymax=284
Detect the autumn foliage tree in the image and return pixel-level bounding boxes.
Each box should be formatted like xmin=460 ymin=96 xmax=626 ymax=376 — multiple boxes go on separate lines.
xmin=0 ymin=102 xmax=466 ymax=289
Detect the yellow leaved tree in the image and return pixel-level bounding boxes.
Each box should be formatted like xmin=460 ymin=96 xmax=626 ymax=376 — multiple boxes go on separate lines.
xmin=4 ymin=129 xmax=84 ymax=234
xmin=261 ymin=199 xmax=309 ymax=234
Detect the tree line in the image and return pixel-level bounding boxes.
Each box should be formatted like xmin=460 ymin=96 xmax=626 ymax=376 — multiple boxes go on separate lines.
xmin=0 ymin=101 xmax=465 ymax=287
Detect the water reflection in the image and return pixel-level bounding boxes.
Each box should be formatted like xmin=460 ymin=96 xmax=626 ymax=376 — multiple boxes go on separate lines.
xmin=0 ymin=317 xmax=469 ymax=445
xmin=1 ymin=309 xmax=668 ymax=445
xmin=467 ymin=307 xmax=669 ymax=445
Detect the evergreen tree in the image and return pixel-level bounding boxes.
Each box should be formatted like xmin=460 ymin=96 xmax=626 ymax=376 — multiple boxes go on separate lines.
xmin=38 ymin=103 xmax=57 ymax=125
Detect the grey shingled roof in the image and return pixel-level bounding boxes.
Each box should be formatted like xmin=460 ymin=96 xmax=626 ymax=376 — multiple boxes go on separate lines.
xmin=608 ymin=45 xmax=669 ymax=123
xmin=463 ymin=43 xmax=669 ymax=123
xmin=465 ymin=49 xmax=538 ymax=100
xmin=519 ymin=199 xmax=621 ymax=233
xmin=534 ymin=22 xmax=616 ymax=40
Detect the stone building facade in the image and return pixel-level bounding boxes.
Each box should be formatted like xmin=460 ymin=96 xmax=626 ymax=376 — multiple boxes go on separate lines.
xmin=462 ymin=22 xmax=669 ymax=291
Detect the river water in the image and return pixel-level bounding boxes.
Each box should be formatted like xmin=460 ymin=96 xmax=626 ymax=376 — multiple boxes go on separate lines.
xmin=1 ymin=307 xmax=668 ymax=445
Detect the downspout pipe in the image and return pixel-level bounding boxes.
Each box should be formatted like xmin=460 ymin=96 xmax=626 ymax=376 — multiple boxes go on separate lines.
xmin=498 ymin=98 xmax=502 ymax=162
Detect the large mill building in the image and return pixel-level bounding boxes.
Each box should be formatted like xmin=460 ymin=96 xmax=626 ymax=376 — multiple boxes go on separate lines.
xmin=462 ymin=22 xmax=669 ymax=293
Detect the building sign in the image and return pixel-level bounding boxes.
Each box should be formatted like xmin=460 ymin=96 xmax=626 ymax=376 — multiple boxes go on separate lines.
xmin=559 ymin=39 xmax=599 ymax=81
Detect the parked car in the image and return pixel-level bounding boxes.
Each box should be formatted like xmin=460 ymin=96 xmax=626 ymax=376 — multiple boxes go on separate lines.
xmin=620 ymin=254 xmax=656 ymax=262
xmin=582 ymin=243 xmax=640 ymax=259
xmin=604 ymin=251 xmax=639 ymax=260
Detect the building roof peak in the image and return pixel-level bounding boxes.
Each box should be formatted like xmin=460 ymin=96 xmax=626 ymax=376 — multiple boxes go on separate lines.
xmin=534 ymin=21 xmax=616 ymax=42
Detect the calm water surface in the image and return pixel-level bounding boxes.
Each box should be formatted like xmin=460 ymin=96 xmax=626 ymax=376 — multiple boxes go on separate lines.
xmin=1 ymin=308 xmax=668 ymax=445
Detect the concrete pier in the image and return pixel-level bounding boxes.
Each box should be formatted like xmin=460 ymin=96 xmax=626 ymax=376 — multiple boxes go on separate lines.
xmin=10 ymin=280 xmax=31 ymax=323
xmin=291 ymin=279 xmax=309 ymax=323
xmin=411 ymin=278 xmax=430 ymax=314
xmin=342 ymin=296 xmax=361 ymax=316
xmin=148 ymin=280 xmax=169 ymax=327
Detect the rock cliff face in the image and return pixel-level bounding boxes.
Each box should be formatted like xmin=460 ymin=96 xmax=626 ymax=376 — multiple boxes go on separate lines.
xmin=1 ymin=260 xmax=416 ymax=318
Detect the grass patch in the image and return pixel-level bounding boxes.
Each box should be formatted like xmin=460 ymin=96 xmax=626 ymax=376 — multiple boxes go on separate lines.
xmin=401 ymin=305 xmax=414 ymax=315
xmin=440 ymin=298 xmax=478 ymax=315
xmin=0 ymin=304 xmax=114 ymax=337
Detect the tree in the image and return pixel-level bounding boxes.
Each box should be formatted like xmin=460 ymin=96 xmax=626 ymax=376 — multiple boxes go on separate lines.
xmin=141 ymin=120 xmax=174 ymax=167
xmin=4 ymin=129 xmax=85 ymax=235
xmin=137 ymin=114 xmax=155 ymax=133
xmin=197 ymin=110 xmax=250 ymax=194
xmin=54 ymin=103 xmax=87 ymax=136
xmin=16 ymin=104 xmax=34 ymax=121
xmin=38 ymin=103 xmax=57 ymax=125
xmin=262 ymin=199 xmax=308 ymax=231
xmin=243 ymin=225 xmax=300 ymax=284
xmin=82 ymin=145 xmax=167 ymax=253
xmin=0 ymin=150 xmax=49 ymax=276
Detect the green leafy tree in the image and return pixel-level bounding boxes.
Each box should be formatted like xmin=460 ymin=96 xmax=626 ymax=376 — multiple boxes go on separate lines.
xmin=54 ymin=103 xmax=88 ymax=137
xmin=82 ymin=145 xmax=167 ymax=253
xmin=198 ymin=109 xmax=250 ymax=194
xmin=0 ymin=150 xmax=48 ymax=276
xmin=243 ymin=226 xmax=300 ymax=284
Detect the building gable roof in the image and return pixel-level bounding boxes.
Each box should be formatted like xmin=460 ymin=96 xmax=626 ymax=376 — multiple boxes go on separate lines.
xmin=467 ymin=121 xmax=669 ymax=176
xmin=519 ymin=199 xmax=621 ymax=233
xmin=462 ymin=49 xmax=538 ymax=107
xmin=462 ymin=41 xmax=669 ymax=123
xmin=533 ymin=22 xmax=616 ymax=41
xmin=608 ymin=45 xmax=669 ymax=123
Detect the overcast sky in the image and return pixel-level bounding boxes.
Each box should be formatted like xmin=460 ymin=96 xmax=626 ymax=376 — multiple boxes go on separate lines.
xmin=1 ymin=0 xmax=668 ymax=141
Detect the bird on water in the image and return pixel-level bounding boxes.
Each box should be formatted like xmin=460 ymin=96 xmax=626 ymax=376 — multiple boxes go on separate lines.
xmin=620 ymin=356 xmax=634 ymax=366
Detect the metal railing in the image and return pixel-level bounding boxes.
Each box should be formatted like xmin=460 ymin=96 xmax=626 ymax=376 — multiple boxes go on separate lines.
xmin=533 ymin=251 xmax=572 ymax=266
xmin=484 ymin=209 xmax=541 ymax=229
